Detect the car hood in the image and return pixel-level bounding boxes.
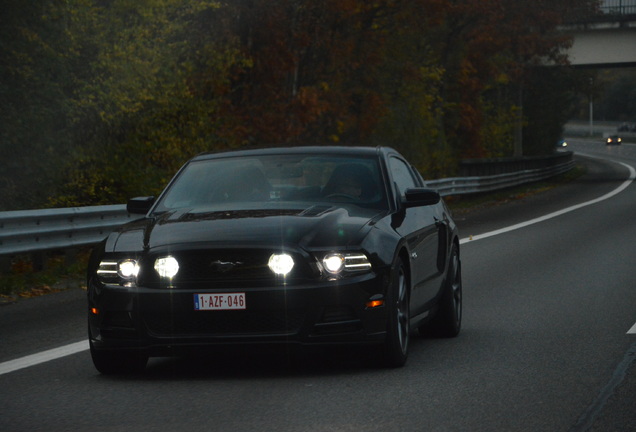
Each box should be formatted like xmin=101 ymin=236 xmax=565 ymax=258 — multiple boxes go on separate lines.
xmin=106 ymin=205 xmax=385 ymax=253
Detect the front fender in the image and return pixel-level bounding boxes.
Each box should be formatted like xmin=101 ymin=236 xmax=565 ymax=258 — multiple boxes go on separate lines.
xmin=361 ymin=219 xmax=404 ymax=270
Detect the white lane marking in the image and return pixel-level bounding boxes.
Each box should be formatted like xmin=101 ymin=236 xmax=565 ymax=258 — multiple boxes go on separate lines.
xmin=460 ymin=159 xmax=636 ymax=245
xmin=0 ymin=340 xmax=88 ymax=376
xmin=458 ymin=155 xmax=636 ymax=336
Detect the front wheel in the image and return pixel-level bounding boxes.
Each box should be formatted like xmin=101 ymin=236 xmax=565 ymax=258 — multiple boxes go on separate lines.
xmin=382 ymin=258 xmax=410 ymax=368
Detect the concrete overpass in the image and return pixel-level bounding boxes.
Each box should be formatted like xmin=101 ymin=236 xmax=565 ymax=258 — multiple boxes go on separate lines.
xmin=563 ymin=0 xmax=636 ymax=67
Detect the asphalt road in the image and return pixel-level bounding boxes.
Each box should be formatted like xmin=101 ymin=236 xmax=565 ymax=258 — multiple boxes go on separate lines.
xmin=1 ymin=138 xmax=636 ymax=432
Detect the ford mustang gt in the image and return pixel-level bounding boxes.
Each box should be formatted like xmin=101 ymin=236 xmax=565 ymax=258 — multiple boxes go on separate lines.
xmin=87 ymin=146 xmax=462 ymax=373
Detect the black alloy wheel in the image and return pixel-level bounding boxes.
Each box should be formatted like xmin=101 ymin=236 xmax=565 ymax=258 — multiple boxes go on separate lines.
xmin=383 ymin=257 xmax=410 ymax=367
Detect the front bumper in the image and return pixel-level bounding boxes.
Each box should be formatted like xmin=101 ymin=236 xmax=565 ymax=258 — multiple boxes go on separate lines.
xmin=88 ymin=272 xmax=391 ymax=355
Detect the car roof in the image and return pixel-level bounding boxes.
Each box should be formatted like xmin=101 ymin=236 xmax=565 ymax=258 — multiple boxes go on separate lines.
xmin=191 ymin=146 xmax=400 ymax=161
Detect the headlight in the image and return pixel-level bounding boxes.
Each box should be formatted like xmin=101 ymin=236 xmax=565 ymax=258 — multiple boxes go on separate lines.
xmin=322 ymin=253 xmax=372 ymax=276
xmin=118 ymin=259 xmax=140 ymax=279
xmin=154 ymin=256 xmax=180 ymax=279
xmin=97 ymin=259 xmax=139 ymax=285
xmin=268 ymin=253 xmax=295 ymax=276
xmin=323 ymin=254 xmax=345 ymax=274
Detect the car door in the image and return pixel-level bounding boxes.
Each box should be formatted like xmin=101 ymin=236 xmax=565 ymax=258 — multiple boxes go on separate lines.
xmin=388 ymin=156 xmax=443 ymax=316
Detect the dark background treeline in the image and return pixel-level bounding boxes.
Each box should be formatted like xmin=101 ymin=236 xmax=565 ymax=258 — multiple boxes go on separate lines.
xmin=0 ymin=0 xmax=609 ymax=210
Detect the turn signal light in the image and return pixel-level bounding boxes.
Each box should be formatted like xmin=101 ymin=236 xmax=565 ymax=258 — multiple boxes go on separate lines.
xmin=366 ymin=300 xmax=384 ymax=308
xmin=90 ymin=307 xmax=99 ymax=315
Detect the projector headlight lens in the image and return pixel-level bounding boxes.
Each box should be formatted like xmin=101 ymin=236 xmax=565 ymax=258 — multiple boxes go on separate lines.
xmin=323 ymin=254 xmax=345 ymax=274
xmin=117 ymin=259 xmax=140 ymax=279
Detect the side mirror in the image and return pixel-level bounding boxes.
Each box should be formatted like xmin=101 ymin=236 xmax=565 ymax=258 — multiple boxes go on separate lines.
xmin=127 ymin=196 xmax=155 ymax=215
xmin=403 ymin=188 xmax=440 ymax=208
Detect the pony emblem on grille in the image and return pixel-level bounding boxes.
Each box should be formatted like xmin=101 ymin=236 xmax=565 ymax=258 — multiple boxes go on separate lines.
xmin=209 ymin=260 xmax=243 ymax=273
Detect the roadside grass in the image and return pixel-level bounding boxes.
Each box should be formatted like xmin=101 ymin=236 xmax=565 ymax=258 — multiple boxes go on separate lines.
xmin=0 ymin=163 xmax=586 ymax=303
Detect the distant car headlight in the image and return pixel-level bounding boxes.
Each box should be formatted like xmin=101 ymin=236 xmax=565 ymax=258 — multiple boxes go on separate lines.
xmin=322 ymin=253 xmax=372 ymax=276
xmin=154 ymin=256 xmax=180 ymax=279
xmin=268 ymin=253 xmax=295 ymax=276
xmin=97 ymin=258 xmax=139 ymax=286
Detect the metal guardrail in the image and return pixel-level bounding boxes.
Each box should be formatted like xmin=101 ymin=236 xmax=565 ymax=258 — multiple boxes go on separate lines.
xmin=427 ymin=160 xmax=575 ymax=196
xmin=0 ymin=205 xmax=133 ymax=256
xmin=0 ymin=160 xmax=574 ymax=257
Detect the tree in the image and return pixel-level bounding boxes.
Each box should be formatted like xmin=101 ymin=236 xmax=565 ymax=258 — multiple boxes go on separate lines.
xmin=0 ymin=0 xmax=77 ymax=210
xmin=1 ymin=0 xmax=601 ymax=209
xmin=53 ymin=0 xmax=251 ymax=206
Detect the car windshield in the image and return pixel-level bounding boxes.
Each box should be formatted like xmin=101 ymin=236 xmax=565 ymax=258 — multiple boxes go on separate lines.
xmin=153 ymin=154 xmax=389 ymax=213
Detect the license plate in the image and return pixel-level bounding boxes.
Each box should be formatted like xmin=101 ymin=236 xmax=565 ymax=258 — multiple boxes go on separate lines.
xmin=194 ymin=293 xmax=246 ymax=310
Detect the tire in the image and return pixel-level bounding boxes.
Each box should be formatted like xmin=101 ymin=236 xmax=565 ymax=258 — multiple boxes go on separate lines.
xmin=421 ymin=244 xmax=462 ymax=338
xmin=89 ymin=339 xmax=148 ymax=375
xmin=382 ymin=257 xmax=410 ymax=368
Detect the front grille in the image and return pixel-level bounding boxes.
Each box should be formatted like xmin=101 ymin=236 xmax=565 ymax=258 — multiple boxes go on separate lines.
xmin=144 ymin=309 xmax=304 ymax=336
xmin=138 ymin=248 xmax=317 ymax=288
xmin=177 ymin=250 xmax=272 ymax=281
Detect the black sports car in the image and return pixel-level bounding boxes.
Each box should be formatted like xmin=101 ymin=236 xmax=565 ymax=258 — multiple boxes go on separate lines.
xmin=87 ymin=146 xmax=462 ymax=373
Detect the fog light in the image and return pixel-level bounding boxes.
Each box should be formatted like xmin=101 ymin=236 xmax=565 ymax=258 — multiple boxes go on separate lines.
xmin=268 ymin=253 xmax=294 ymax=275
xmin=155 ymin=256 xmax=179 ymax=278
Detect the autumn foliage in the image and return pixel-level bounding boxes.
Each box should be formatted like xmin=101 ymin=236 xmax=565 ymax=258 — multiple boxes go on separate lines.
xmin=0 ymin=0 xmax=599 ymax=209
